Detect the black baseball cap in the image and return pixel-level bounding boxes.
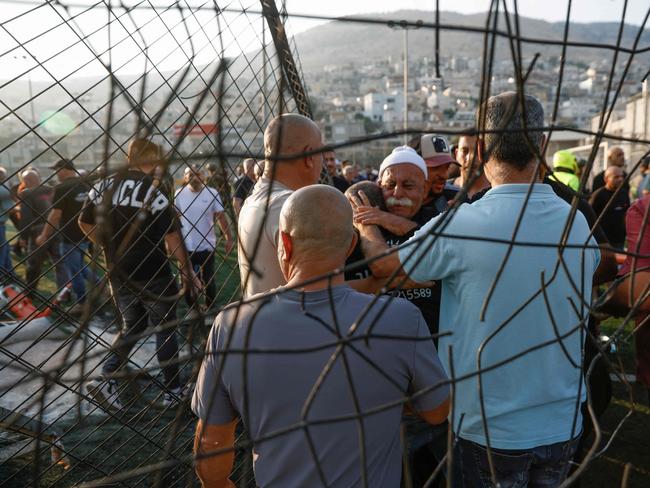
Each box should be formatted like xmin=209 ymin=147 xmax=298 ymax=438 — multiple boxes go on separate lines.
xmin=50 ymin=159 xmax=75 ymax=170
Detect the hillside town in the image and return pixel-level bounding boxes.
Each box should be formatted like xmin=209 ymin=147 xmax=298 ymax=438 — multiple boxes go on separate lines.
xmin=305 ymin=53 xmax=650 ymax=174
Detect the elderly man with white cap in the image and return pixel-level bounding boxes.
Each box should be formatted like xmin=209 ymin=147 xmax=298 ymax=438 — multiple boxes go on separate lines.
xmin=347 ymin=144 xmax=447 ymax=486
xmin=351 ymin=145 xmax=434 ymax=235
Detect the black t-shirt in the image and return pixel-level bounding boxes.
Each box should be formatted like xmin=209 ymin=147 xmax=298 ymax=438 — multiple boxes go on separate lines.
xmin=52 ymin=177 xmax=89 ymax=244
xmin=233 ymin=175 xmax=255 ymax=201
xmin=589 ymin=186 xmax=630 ymax=246
xmin=332 ymin=175 xmax=350 ymax=193
xmin=544 ymin=177 xmax=609 ymax=245
xmin=345 ymin=206 xmax=442 ymax=338
xmin=421 ymin=184 xmax=462 ymax=214
xmin=19 ymin=186 xmax=53 ymax=238
xmin=591 ymin=170 xmax=629 ymax=195
xmin=80 ymin=170 xmax=178 ymax=290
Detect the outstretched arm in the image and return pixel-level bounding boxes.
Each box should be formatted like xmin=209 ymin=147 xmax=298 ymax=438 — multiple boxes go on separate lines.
xmin=356 ymin=223 xmax=405 ymax=279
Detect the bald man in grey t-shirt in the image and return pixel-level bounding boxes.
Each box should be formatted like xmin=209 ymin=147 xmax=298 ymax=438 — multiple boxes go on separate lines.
xmin=193 ymin=185 xmax=449 ymax=487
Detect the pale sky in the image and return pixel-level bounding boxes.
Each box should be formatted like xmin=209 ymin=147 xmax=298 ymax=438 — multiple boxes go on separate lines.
xmin=287 ymin=0 xmax=648 ymax=32
xmin=0 ymin=0 xmax=647 ymax=82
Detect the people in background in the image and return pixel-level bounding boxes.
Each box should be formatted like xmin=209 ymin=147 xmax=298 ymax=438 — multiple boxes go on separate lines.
xmin=324 ymin=150 xmax=349 ymax=193
xmin=590 ymin=166 xmax=631 ymax=249
xmin=408 ymin=134 xmax=459 ymax=212
xmin=550 ymin=150 xmax=581 ymax=192
xmin=36 ymin=159 xmax=91 ymax=312
xmin=609 ymin=194 xmax=650 ymax=404
xmin=175 ymin=164 xmax=233 ymax=309
xmin=18 ymin=169 xmax=69 ymax=296
xmin=453 ymin=130 xmax=491 ymax=202
xmin=342 ymin=165 xmax=357 ymax=186
xmin=232 ymin=158 xmax=258 ymax=217
xmin=631 ymin=156 xmax=650 ymax=199
xmin=0 ymin=167 xmax=16 ymax=281
xmin=592 ymin=146 xmax=628 ymax=193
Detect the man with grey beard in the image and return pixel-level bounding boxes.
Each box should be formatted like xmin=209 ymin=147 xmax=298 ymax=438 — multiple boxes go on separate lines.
xmin=347 ymin=146 xmax=439 ymax=335
xmin=346 ymin=146 xmax=445 ymax=486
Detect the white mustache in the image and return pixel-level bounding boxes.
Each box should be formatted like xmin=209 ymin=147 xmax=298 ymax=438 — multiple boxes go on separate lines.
xmin=385 ymin=197 xmax=414 ymax=207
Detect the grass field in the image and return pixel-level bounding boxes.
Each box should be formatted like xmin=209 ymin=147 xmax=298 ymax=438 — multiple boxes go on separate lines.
xmin=0 ymin=240 xmax=648 ymax=487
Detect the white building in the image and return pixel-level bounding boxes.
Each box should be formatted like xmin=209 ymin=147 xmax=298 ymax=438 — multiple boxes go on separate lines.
xmin=363 ymin=91 xmax=404 ymax=123
xmin=588 ymin=81 xmax=650 ymax=169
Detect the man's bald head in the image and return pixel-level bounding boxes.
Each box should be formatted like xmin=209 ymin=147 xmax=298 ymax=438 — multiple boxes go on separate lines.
xmin=21 ymin=169 xmax=40 ymax=188
xmin=345 ymin=181 xmax=386 ymax=210
xmin=604 ymin=165 xmax=625 ymax=190
xmin=279 ymin=185 xmax=354 ymax=263
xmin=607 ymin=147 xmax=625 ymax=168
xmin=263 ymin=113 xmax=324 ymax=189
xmin=264 ymin=114 xmax=321 ymax=162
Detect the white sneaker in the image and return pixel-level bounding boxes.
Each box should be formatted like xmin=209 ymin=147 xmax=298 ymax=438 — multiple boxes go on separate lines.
xmin=161 ymin=383 xmax=192 ymax=408
xmin=87 ymin=378 xmax=124 ymax=411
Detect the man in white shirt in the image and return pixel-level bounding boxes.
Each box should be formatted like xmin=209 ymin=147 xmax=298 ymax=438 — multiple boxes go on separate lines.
xmin=175 ymin=165 xmax=233 ymax=308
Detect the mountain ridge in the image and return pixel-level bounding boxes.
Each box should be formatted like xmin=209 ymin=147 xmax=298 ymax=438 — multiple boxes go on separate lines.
xmin=291 ymin=10 xmax=650 ymax=71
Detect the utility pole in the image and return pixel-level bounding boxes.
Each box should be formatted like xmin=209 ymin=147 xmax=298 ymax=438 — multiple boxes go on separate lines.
xmin=13 ymin=55 xmax=37 ymax=157
xmin=389 ymin=20 xmax=422 ymax=144
xmin=403 ymin=28 xmax=408 ymax=144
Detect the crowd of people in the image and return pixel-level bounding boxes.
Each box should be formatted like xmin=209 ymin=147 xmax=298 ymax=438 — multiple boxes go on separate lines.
xmin=0 ymin=89 xmax=648 ymax=487
xmin=192 ymin=93 xmax=649 ymax=487
xmin=0 ymin=160 xmax=92 ymax=312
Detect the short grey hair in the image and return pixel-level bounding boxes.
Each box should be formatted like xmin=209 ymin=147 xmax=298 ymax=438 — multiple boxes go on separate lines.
xmin=480 ymin=91 xmax=544 ymax=169
xmin=242 ymin=158 xmax=256 ymax=172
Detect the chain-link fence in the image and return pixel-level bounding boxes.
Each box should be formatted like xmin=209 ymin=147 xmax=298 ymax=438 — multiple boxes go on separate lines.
xmin=0 ymin=1 xmax=649 ymax=487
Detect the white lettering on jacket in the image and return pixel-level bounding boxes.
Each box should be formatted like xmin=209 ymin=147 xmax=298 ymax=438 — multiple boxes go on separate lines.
xmin=90 ymin=177 xmax=168 ymax=213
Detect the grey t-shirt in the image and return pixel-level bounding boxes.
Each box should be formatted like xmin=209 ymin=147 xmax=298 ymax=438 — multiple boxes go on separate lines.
xmin=192 ymin=284 xmax=449 ymax=488
xmin=237 ymin=177 xmax=293 ymax=298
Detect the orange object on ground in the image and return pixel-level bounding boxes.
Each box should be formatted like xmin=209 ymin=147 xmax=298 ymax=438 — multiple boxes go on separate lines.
xmin=0 ymin=285 xmax=51 ymax=319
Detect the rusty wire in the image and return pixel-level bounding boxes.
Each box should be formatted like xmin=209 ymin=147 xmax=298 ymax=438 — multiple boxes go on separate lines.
xmin=0 ymin=1 xmax=648 ymax=487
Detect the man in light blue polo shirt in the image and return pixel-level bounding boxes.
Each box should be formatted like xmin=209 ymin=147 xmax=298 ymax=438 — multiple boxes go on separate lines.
xmin=356 ymin=92 xmax=599 ymax=487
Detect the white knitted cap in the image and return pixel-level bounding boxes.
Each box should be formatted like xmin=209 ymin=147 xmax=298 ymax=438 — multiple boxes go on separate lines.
xmin=379 ymin=146 xmax=428 ymax=179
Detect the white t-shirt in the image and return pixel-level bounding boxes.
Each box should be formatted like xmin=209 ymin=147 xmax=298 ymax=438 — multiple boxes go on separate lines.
xmin=174 ymin=185 xmax=224 ymax=252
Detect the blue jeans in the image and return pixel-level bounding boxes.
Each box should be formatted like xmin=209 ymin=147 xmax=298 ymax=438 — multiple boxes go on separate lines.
xmin=60 ymin=242 xmax=92 ymax=302
xmin=453 ymin=436 xmax=579 ymax=487
xmin=0 ymin=224 xmax=14 ymax=280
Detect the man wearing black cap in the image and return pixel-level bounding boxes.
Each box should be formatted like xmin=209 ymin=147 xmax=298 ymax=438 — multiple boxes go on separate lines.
xmin=36 ymin=159 xmax=92 ymax=309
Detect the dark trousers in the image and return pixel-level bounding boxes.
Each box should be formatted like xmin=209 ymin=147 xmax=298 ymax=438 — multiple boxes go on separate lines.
xmin=404 ymin=416 xmax=448 ymax=487
xmin=453 ymin=436 xmax=579 ymax=488
xmin=103 ymin=279 xmax=180 ymax=389
xmin=189 ymin=249 xmax=216 ymax=308
xmin=26 ymin=236 xmax=69 ymax=294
